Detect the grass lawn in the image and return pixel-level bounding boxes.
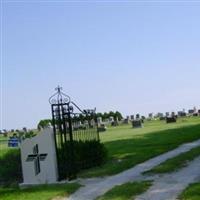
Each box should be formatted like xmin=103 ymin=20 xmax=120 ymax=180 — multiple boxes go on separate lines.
xmin=0 ymin=135 xmax=13 ymax=157
xmin=179 ymin=182 xmax=200 ymax=200
xmin=79 ymin=117 xmax=200 ymax=177
xmin=143 ymin=146 xmax=200 ymax=174
xmin=97 ymin=181 xmax=152 ymax=200
xmin=0 ymin=183 xmax=81 ymax=200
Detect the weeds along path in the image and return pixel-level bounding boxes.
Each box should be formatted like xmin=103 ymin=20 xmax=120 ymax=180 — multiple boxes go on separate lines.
xmin=66 ymin=139 xmax=200 ymax=200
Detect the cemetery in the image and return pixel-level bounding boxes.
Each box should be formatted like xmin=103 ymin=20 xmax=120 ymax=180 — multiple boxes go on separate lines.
xmin=1 ymin=92 xmax=200 ymax=200
xmin=2 ymin=1 xmax=200 ymax=199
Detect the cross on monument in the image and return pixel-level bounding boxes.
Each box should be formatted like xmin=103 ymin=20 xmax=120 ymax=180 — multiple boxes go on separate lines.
xmin=26 ymin=144 xmax=48 ymax=175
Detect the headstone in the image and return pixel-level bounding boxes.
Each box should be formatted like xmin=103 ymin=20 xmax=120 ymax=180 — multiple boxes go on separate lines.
xmin=97 ymin=117 xmax=102 ymax=126
xmin=109 ymin=116 xmax=114 ymax=123
xmin=188 ymin=109 xmax=194 ymax=114
xmin=115 ymin=116 xmax=119 ymax=122
xmin=165 ymin=112 xmax=170 ymax=117
xmin=132 ymin=120 xmax=142 ymax=128
xmin=111 ymin=121 xmax=118 ymax=126
xmin=104 ymin=118 xmax=110 ymax=125
xmin=136 ymin=114 xmax=140 ymax=119
xmin=89 ymin=119 xmax=95 ymax=128
xmin=178 ymin=111 xmax=186 ymax=117
xmin=148 ymin=113 xmax=153 ymax=118
xmin=84 ymin=120 xmax=89 ymax=128
xmin=171 ymin=112 xmax=175 ymax=117
xmin=157 ymin=113 xmax=164 ymax=118
xmin=97 ymin=124 xmax=106 ymax=132
xmin=73 ymin=121 xmax=81 ymax=131
xmin=166 ymin=117 xmax=176 ymax=123
xmin=123 ymin=118 xmax=129 ymax=124
xmin=20 ymin=128 xmax=58 ymax=185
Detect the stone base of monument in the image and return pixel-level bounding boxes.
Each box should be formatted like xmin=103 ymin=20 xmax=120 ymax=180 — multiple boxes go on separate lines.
xmin=20 ymin=128 xmax=58 ymax=186
xmin=132 ymin=120 xmax=143 ymax=128
xmin=19 ymin=178 xmax=76 ymax=188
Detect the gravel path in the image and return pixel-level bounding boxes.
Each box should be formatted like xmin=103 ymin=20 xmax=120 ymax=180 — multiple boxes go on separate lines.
xmin=135 ymin=156 xmax=200 ymax=200
xmin=67 ymin=139 xmax=200 ymax=200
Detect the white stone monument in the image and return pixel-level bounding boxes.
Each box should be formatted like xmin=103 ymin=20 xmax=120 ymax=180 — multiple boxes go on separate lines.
xmin=20 ymin=128 xmax=58 ymax=186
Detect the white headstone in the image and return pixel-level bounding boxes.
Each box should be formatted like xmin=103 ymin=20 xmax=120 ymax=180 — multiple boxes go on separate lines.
xmin=97 ymin=117 xmax=102 ymax=125
xmin=109 ymin=116 xmax=114 ymax=122
xmin=20 ymin=128 xmax=58 ymax=185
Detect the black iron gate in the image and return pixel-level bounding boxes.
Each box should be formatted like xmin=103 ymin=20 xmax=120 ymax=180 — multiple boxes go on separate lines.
xmin=49 ymin=86 xmax=99 ymax=180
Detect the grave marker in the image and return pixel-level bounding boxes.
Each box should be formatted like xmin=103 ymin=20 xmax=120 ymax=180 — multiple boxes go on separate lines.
xmin=20 ymin=128 xmax=58 ymax=185
xmin=132 ymin=120 xmax=142 ymax=128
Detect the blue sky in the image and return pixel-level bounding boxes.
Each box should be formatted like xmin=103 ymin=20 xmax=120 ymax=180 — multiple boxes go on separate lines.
xmin=1 ymin=1 xmax=200 ymax=130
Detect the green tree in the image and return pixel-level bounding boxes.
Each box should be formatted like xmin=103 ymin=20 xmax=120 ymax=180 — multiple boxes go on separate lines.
xmin=37 ymin=119 xmax=52 ymax=130
xmin=114 ymin=111 xmax=123 ymax=121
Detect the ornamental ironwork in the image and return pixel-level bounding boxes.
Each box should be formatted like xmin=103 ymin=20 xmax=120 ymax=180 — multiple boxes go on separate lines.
xmin=49 ymin=86 xmax=99 ymax=180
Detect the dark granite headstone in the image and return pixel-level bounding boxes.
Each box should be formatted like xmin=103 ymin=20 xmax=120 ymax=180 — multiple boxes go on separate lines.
xmin=111 ymin=121 xmax=118 ymax=126
xmin=132 ymin=120 xmax=142 ymax=128
xmin=123 ymin=118 xmax=129 ymax=124
xmin=136 ymin=114 xmax=140 ymax=119
xmin=166 ymin=117 xmax=176 ymax=123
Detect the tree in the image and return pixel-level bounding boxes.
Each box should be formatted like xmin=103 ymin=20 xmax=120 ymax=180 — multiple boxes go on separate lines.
xmin=37 ymin=119 xmax=52 ymax=130
xmin=114 ymin=111 xmax=123 ymax=121
xmin=103 ymin=112 xmax=109 ymax=120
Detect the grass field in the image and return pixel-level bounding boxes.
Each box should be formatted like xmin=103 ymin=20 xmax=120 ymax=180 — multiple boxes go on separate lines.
xmin=79 ymin=117 xmax=200 ymax=177
xmin=0 ymin=134 xmax=15 ymax=156
xmin=97 ymin=181 xmax=152 ymax=200
xmin=0 ymin=183 xmax=81 ymax=200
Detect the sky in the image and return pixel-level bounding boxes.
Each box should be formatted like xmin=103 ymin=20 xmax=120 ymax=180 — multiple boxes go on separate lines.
xmin=1 ymin=1 xmax=200 ymax=130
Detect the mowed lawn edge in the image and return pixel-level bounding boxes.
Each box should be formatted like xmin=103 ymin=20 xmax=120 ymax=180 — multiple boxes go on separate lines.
xmin=143 ymin=146 xmax=200 ymax=175
xmin=0 ymin=183 xmax=81 ymax=200
xmin=179 ymin=182 xmax=200 ymax=200
xmin=96 ymin=181 xmax=152 ymax=200
xmin=79 ymin=121 xmax=200 ymax=178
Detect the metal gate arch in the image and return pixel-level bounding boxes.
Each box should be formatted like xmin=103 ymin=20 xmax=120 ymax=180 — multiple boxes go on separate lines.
xmin=49 ymin=86 xmax=99 ymax=180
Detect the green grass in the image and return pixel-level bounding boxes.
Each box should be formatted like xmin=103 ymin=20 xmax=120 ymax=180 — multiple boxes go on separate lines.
xmin=143 ymin=146 xmax=200 ymax=175
xmin=97 ymin=181 xmax=152 ymax=200
xmin=0 ymin=183 xmax=81 ymax=200
xmin=179 ymin=182 xmax=200 ymax=200
xmin=79 ymin=117 xmax=200 ymax=178
xmin=0 ymin=135 xmax=17 ymax=157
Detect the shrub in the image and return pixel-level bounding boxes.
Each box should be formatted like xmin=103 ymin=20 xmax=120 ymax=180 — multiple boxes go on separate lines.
xmin=0 ymin=149 xmax=22 ymax=185
xmin=58 ymin=140 xmax=108 ymax=179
